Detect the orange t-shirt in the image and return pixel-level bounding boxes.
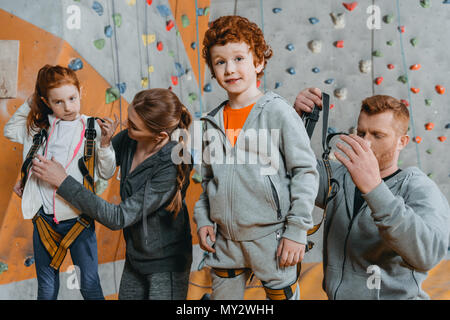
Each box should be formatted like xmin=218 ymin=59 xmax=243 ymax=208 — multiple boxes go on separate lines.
xmin=223 ymin=103 xmax=255 ymax=147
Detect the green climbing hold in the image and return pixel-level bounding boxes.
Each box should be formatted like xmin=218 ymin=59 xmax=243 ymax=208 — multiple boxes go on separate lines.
xmin=397 ymin=75 xmax=408 ymax=84
xmin=0 ymin=261 xmax=7 ymax=275
xmin=427 ymin=173 xmax=434 ymax=179
xmin=410 ymin=37 xmax=418 ymax=47
xmin=426 ymin=149 xmax=433 ymax=154
xmin=188 ymin=92 xmax=197 ymax=103
xmin=105 ymin=87 xmax=120 ymax=104
xmin=203 ymin=7 xmax=210 ymax=16
xmin=386 ymin=40 xmax=394 ymax=46
xmin=192 ymin=172 xmax=202 ymax=183
xmin=420 ymin=0 xmax=431 ymax=8
xmin=113 ymin=13 xmax=122 ymax=27
xmin=372 ymin=50 xmax=383 ymax=57
xmin=383 ymin=14 xmax=394 ymax=24
xmin=93 ymin=39 xmax=105 ymax=50
xmin=168 ymin=50 xmax=175 ymax=57
xmin=425 ymin=99 xmax=432 ymax=106
xmin=181 ymin=14 xmax=190 ymax=28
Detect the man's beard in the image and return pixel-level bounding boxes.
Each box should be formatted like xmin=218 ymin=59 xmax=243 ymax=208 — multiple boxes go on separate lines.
xmin=375 ymin=145 xmax=397 ymax=171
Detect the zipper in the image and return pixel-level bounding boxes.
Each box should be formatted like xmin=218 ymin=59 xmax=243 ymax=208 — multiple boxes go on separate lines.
xmin=267 ymin=176 xmax=282 ymax=220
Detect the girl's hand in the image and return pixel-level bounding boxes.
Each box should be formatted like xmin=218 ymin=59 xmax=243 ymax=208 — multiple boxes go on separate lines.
xmin=13 ymin=180 xmax=24 ymax=198
xmin=31 ymin=155 xmax=68 ymax=188
xmin=198 ymin=225 xmax=216 ymax=253
xmin=98 ymin=115 xmax=119 ymax=148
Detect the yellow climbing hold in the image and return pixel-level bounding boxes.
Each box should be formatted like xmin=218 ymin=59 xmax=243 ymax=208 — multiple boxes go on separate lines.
xmin=148 ymin=65 xmax=154 ymax=73
xmin=141 ymin=77 xmax=148 ymax=88
xmin=126 ymin=0 xmax=136 ymax=5
xmin=142 ymin=34 xmax=156 ymax=46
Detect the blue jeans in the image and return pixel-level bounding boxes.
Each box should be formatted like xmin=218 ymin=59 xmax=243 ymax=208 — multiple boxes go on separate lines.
xmin=32 ymin=209 xmax=104 ymax=300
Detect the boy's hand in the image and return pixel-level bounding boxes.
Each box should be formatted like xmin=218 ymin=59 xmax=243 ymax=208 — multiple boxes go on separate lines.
xmin=98 ymin=115 xmax=119 ymax=148
xmin=198 ymin=225 xmax=216 ymax=253
xmin=277 ymin=237 xmax=305 ymax=268
xmin=13 ymin=180 xmax=24 ymax=198
xmin=293 ymin=88 xmax=322 ymax=116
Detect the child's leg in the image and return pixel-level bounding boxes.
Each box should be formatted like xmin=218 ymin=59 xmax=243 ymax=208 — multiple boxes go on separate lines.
xmin=33 ymin=216 xmax=59 ymax=300
xmin=118 ymin=260 xmax=148 ymax=300
xmin=243 ymin=229 xmax=300 ymax=300
xmin=147 ymin=269 xmax=190 ymax=300
xmin=69 ymin=222 xmax=104 ymax=300
xmin=210 ymin=268 xmax=250 ymax=300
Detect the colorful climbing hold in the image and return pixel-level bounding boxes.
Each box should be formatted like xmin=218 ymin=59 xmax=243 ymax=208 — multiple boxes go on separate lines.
xmin=142 ymin=34 xmax=156 ymax=45
xmin=104 ymin=25 xmax=113 ymax=38
xmin=275 ymin=82 xmax=282 ymax=89
xmin=157 ymin=4 xmax=171 ymax=17
xmin=105 ymin=87 xmax=120 ymax=104
xmin=387 ymin=64 xmax=395 ymax=70
xmin=272 ymin=8 xmax=282 ymax=13
xmin=324 ymin=78 xmax=334 ymax=85
xmin=435 ymin=85 xmax=445 ymax=95
xmin=286 ymin=43 xmax=295 ymax=51
xmin=410 ymin=37 xmax=418 ymax=47
xmin=93 ymin=39 xmax=105 ymax=50
xmin=92 ymin=1 xmax=104 ymax=16
xmin=257 ymin=80 xmax=261 ymax=88
xmin=438 ymin=136 xmax=447 ymax=142
xmin=126 ymin=0 xmax=136 ymax=5
xmin=334 ymin=88 xmax=347 ymax=100
xmin=414 ymin=136 xmax=422 ymax=143
xmin=330 ymin=13 xmax=345 ymax=29
xmin=188 ymin=92 xmax=197 ymax=104
xmin=308 ymin=40 xmax=322 ymax=53
xmin=425 ymin=122 xmax=434 ymax=130
xmin=287 ymin=67 xmax=296 ymax=75
xmin=146 ymin=0 xmax=152 ymax=5
xmin=24 ymin=257 xmax=34 ymax=267
xmin=312 ymin=67 xmax=320 ymax=73
xmin=425 ymin=99 xmax=432 ymax=106
xmin=386 ymin=40 xmax=395 ymax=46
xmin=157 ymin=41 xmax=163 ymax=51
xmin=166 ymin=20 xmax=175 ymax=31
xmin=426 ymin=148 xmax=433 ymax=154
xmin=420 ymin=0 xmax=431 ymax=8
xmin=411 ymin=87 xmax=420 ymax=94
xmin=116 ymin=82 xmax=127 ymax=94
xmin=445 ymin=123 xmax=450 ymax=129
xmin=171 ymin=76 xmax=178 ymax=86
xmin=141 ymin=77 xmax=148 ymax=88
xmin=342 ymin=2 xmax=358 ymax=11
xmin=375 ymin=77 xmax=383 ymax=85
xmin=191 ymin=42 xmax=196 ymax=50
xmin=410 ymin=64 xmax=421 ymax=70
xmin=204 ymin=83 xmax=212 ymax=92
xmin=309 ymin=17 xmax=319 ymax=24
xmin=359 ymin=60 xmax=371 ymax=73
xmin=0 ymin=261 xmax=7 ymax=275
xmin=112 ymin=13 xmax=122 ymax=27
xmin=148 ymin=65 xmax=154 ymax=73
xmin=174 ymin=63 xmax=185 ymax=77
xmin=398 ymin=26 xmax=405 ymax=33
xmin=398 ymin=75 xmax=408 ymax=84
xmin=383 ymin=14 xmax=394 ymax=24
xmin=373 ymin=50 xmax=383 ymax=57
xmin=181 ymin=14 xmax=190 ymax=28
xmin=401 ymin=99 xmax=409 ymax=107
xmin=335 ymin=40 xmax=344 ymax=48
xmin=68 ymin=58 xmax=83 ymax=71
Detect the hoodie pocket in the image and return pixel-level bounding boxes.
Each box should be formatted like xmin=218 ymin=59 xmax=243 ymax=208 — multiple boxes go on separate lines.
xmin=266 ymin=175 xmax=282 ymax=220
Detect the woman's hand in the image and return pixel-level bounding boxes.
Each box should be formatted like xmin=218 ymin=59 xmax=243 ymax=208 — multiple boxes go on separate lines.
xmin=13 ymin=180 xmax=24 ymax=198
xmin=31 ymin=154 xmax=68 ymax=188
xmin=98 ymin=115 xmax=119 ymax=148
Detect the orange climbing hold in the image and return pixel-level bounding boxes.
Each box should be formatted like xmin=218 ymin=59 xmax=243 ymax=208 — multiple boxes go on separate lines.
xmin=335 ymin=40 xmax=344 ymax=48
xmin=171 ymin=76 xmax=178 ymax=86
xmin=157 ymin=41 xmax=163 ymax=51
xmin=435 ymin=85 xmax=445 ymax=95
xmin=414 ymin=136 xmax=422 ymax=143
xmin=410 ymin=64 xmax=421 ymax=70
xmin=425 ymin=122 xmax=434 ymax=131
xmin=411 ymin=87 xmax=420 ymax=94
xmin=400 ymin=99 xmax=409 ymax=107
xmin=375 ymin=77 xmax=383 ymax=85
xmin=343 ymin=2 xmax=358 ymax=11
xmin=438 ymin=136 xmax=447 ymax=142
xmin=166 ymin=20 xmax=175 ymax=31
xmin=387 ymin=64 xmax=395 ymax=70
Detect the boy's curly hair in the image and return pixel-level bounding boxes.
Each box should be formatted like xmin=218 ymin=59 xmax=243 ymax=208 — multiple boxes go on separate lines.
xmin=202 ymin=15 xmax=273 ymax=79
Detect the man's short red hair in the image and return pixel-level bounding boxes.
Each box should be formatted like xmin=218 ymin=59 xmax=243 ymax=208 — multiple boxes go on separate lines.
xmin=202 ymin=15 xmax=273 ymax=79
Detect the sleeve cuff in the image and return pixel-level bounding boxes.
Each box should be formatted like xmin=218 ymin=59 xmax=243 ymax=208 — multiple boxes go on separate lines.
xmin=282 ymin=225 xmax=307 ymax=245
xmin=57 ymin=175 xmax=83 ymax=201
xmin=363 ymin=181 xmax=396 ymax=218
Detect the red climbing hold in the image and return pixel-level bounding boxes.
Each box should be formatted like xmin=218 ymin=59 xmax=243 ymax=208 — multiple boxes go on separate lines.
xmin=342 ymin=2 xmax=358 ymax=11
xmin=410 ymin=64 xmax=421 ymax=70
xmin=387 ymin=64 xmax=395 ymax=70
xmin=411 ymin=87 xmax=420 ymax=94
xmin=414 ymin=136 xmax=422 ymax=144
xmin=146 ymin=0 xmax=152 ymax=5
xmin=330 ymin=104 xmax=335 ymax=110
xmin=157 ymin=41 xmax=163 ymax=51
xmin=375 ymin=77 xmax=383 ymax=85
xmin=435 ymin=85 xmax=445 ymax=95
xmin=398 ymin=26 xmax=405 ymax=33
xmin=425 ymin=122 xmax=434 ymax=131
xmin=166 ymin=20 xmax=175 ymax=31
xmin=400 ymin=99 xmax=409 ymax=107
xmin=335 ymin=40 xmax=344 ymax=48
xmin=438 ymin=136 xmax=446 ymax=142
xmin=171 ymin=76 xmax=178 ymax=86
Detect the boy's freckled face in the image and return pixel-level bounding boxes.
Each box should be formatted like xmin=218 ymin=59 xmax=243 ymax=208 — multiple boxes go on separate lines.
xmin=210 ymin=42 xmax=263 ymax=95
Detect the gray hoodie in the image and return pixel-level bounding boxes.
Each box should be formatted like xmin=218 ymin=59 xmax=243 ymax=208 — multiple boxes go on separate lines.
xmin=194 ymin=91 xmax=319 ymax=245
xmin=317 ymin=160 xmax=450 ymax=299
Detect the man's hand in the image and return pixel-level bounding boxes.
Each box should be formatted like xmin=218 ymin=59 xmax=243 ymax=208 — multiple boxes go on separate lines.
xmin=31 ymin=154 xmax=68 ymax=189
xmin=335 ymin=134 xmax=382 ymax=194
xmin=277 ymin=237 xmax=305 ymax=268
xmin=13 ymin=180 xmax=24 ymax=198
xmin=198 ymin=225 xmax=216 ymax=253
xmin=98 ymin=115 xmax=119 ymax=148
xmin=293 ymin=88 xmax=322 ymax=116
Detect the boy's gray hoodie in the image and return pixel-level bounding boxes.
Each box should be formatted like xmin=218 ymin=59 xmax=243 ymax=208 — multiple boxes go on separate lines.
xmin=194 ymin=91 xmax=319 ymax=245
xmin=317 ymin=160 xmax=450 ymax=299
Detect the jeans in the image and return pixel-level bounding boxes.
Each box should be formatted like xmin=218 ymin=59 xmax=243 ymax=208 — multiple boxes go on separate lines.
xmin=32 ymin=209 xmax=104 ymax=300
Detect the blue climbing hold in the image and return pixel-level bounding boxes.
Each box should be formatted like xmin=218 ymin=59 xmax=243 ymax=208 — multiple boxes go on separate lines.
xmin=157 ymin=4 xmax=171 ymax=17
xmin=191 ymin=42 xmax=197 ymax=50
xmin=312 ymin=67 xmax=320 ymax=73
xmin=68 ymin=58 xmax=83 ymax=71
xmin=275 ymin=82 xmax=282 ymax=89
xmin=0 ymin=261 xmax=7 ymax=275
xmin=24 ymin=257 xmax=35 ymax=267
xmin=443 ymin=0 xmax=450 ymax=4
xmin=324 ymin=78 xmax=334 ymax=84
xmin=197 ymin=8 xmax=204 ymax=16
xmin=445 ymin=123 xmax=450 ymax=129
xmin=272 ymin=8 xmax=282 ymax=13
xmin=286 ymin=43 xmax=295 ymax=51
xmin=104 ymin=25 xmax=113 ymax=38
xmin=174 ymin=62 xmax=185 ymax=77
xmin=92 ymin=1 xmax=104 ymax=16
xmin=309 ymin=17 xmax=319 ymax=24
xmin=204 ymin=83 xmax=212 ymax=92
xmin=116 ymin=82 xmax=127 ymax=94
xmin=287 ymin=67 xmax=296 ymax=75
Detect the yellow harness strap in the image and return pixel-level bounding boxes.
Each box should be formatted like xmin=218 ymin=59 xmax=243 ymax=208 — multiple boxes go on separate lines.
xmin=213 ymin=268 xmax=247 ymax=278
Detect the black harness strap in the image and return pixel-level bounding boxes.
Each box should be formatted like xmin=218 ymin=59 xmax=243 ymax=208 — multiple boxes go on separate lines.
xmin=21 ymin=128 xmax=47 ymax=187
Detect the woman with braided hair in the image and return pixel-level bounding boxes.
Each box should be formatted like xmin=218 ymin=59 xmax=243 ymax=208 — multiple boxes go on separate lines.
xmin=31 ymin=88 xmax=194 ymax=300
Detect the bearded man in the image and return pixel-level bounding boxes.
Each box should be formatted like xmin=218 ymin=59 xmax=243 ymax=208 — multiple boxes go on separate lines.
xmin=294 ymin=89 xmax=449 ymax=300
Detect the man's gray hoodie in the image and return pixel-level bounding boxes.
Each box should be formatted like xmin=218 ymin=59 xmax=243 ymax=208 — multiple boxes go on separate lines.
xmin=317 ymin=159 xmax=450 ymax=299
